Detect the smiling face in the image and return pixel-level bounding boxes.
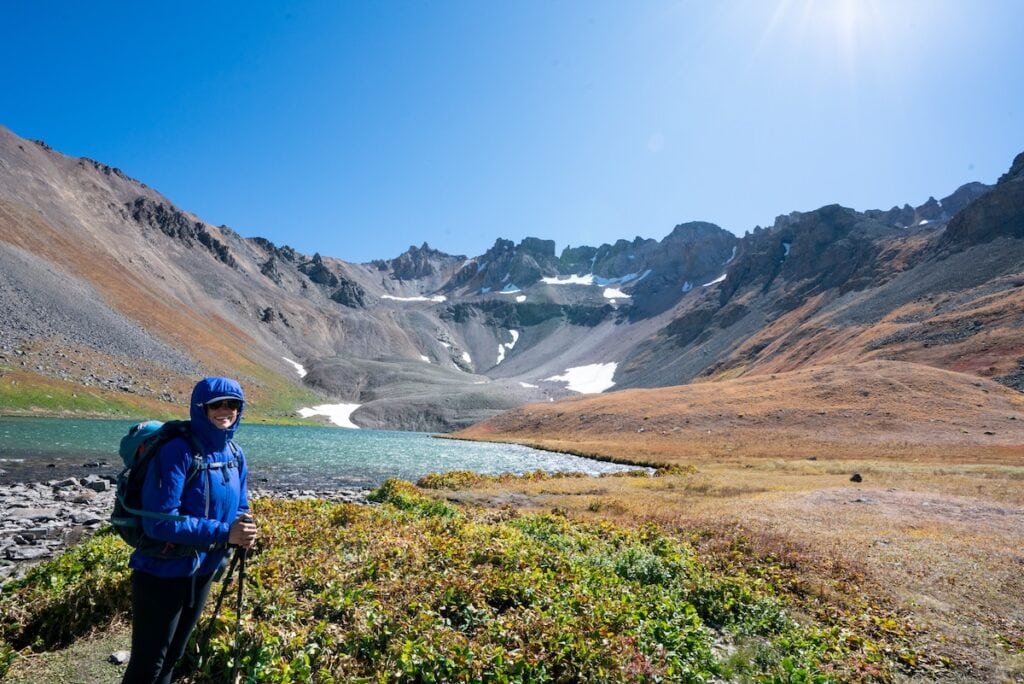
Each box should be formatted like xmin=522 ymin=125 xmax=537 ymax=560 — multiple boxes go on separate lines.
xmin=205 ymin=399 xmax=241 ymax=430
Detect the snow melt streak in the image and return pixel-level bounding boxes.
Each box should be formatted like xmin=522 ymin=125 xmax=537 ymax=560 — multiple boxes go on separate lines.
xmin=496 ymin=329 xmax=520 ymax=365
xmin=282 ymin=357 xmax=307 ymax=378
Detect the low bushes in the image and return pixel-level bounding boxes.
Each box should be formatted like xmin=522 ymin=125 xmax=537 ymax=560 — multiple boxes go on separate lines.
xmin=1 ymin=480 xmax=904 ymax=681
xmin=416 ymin=467 xmax=664 ymax=490
xmin=0 ymin=529 xmax=131 ymax=651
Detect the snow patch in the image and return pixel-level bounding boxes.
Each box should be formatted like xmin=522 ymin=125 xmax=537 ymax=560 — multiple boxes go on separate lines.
xmin=681 ymin=281 xmax=693 ymax=293
xmin=519 ymin=381 xmax=538 ymax=388
xmin=462 ymin=351 xmax=472 ymax=364
xmin=603 ymin=287 xmax=629 ymax=300
xmin=420 ymin=355 xmax=430 ymax=363
xmin=782 ymin=241 xmax=791 ymax=257
xmin=282 ymin=357 xmax=307 ymax=378
xmin=725 ymin=245 xmax=737 ymax=264
xmin=496 ymin=329 xmax=520 ymax=365
xmin=515 ymin=295 xmax=526 ymax=303
xmin=542 ymin=270 xmax=650 ymax=289
xmin=544 ymin=362 xmax=617 ymax=394
xmin=541 ymin=274 xmax=595 ymax=286
xmin=297 ymin=403 xmax=361 ymax=429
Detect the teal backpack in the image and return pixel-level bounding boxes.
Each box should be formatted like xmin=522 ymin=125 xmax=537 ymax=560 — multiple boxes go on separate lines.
xmin=111 ymin=420 xmax=237 ymax=558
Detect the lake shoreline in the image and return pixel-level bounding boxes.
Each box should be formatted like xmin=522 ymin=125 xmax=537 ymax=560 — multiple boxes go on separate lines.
xmin=2 ymin=417 xmax=640 ymax=492
xmin=0 ymin=465 xmax=371 ymax=586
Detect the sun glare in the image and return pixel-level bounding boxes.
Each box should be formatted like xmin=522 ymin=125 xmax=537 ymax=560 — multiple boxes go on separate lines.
xmin=758 ymin=0 xmax=886 ymax=79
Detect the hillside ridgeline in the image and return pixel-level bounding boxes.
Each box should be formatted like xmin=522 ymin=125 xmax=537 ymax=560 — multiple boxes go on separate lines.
xmin=2 ymin=124 xmax=1022 ymax=429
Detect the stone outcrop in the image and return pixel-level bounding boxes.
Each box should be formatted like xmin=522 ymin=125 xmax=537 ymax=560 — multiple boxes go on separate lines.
xmin=331 ymin=277 xmax=369 ymax=308
xmin=445 ymin=237 xmax=561 ymax=293
xmin=261 ymin=255 xmax=284 ymax=284
xmin=376 ymin=243 xmax=462 ymax=281
xmin=940 ymin=152 xmax=1024 ymax=246
xmin=298 ymin=252 xmax=339 ymax=286
xmin=127 ymin=197 xmax=236 ymax=266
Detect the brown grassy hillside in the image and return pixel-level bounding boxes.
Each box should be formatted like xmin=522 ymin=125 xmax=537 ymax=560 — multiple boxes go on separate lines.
xmin=456 ymin=360 xmax=1024 ymax=464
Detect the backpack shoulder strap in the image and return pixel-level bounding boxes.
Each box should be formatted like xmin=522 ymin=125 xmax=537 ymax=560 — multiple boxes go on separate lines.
xmin=227 ymin=440 xmax=242 ymax=468
xmin=166 ymin=420 xmax=207 ymax=485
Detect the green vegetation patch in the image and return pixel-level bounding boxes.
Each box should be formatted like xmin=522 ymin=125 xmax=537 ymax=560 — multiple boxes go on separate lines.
xmin=416 ymin=469 xmax=594 ymax=489
xmin=0 ymin=367 xmax=325 ymax=425
xmin=417 ymin=466 xmax=689 ymax=490
xmin=0 ymin=370 xmax=158 ymax=418
xmin=0 ymin=530 xmax=131 ymax=655
xmin=2 ymin=483 xmax=908 ymax=682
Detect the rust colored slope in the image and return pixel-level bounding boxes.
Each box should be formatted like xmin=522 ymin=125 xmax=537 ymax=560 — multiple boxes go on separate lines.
xmin=0 ymin=198 xmax=265 ymax=375
xmin=455 ymin=360 xmax=1024 ymax=465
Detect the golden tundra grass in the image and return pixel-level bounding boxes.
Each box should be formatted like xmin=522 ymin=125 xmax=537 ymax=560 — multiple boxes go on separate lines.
xmin=446 ymin=361 xmax=1024 ymax=680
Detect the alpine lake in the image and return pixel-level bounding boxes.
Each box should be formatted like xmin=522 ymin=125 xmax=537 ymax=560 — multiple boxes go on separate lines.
xmin=0 ymin=416 xmax=643 ymax=490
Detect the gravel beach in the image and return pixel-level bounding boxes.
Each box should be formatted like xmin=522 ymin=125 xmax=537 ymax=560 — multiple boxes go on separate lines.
xmin=0 ymin=461 xmax=370 ymax=586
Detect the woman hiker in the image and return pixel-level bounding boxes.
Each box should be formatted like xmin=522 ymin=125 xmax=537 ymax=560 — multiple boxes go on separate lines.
xmin=122 ymin=376 xmax=258 ymax=684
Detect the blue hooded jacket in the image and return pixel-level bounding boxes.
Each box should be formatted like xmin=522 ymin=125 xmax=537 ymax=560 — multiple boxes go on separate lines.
xmin=129 ymin=377 xmax=250 ymax=577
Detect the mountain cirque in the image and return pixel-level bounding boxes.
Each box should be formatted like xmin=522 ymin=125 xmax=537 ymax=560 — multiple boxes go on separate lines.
xmin=0 ymin=122 xmax=1023 ymax=437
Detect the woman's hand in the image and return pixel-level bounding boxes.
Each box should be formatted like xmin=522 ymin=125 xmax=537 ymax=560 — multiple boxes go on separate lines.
xmin=228 ymin=513 xmax=258 ymax=549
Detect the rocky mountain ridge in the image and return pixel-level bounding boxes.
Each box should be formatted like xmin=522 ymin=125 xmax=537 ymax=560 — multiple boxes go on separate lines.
xmin=1 ymin=123 xmax=1022 ymax=431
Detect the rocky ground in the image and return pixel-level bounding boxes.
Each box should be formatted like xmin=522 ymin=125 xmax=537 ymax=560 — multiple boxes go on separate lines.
xmin=0 ymin=242 xmax=198 ymax=377
xmin=0 ymin=469 xmax=370 ymax=586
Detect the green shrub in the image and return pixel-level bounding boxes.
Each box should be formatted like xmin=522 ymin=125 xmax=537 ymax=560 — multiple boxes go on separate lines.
xmin=417 ymin=470 xmax=487 ymax=489
xmin=368 ymin=478 xmax=458 ymax=518
xmin=0 ymin=528 xmax=131 ymax=650
xmin=0 ymin=639 xmax=16 ymax=679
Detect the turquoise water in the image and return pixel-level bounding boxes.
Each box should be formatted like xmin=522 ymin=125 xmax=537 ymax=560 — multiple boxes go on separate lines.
xmin=0 ymin=417 xmax=640 ymax=489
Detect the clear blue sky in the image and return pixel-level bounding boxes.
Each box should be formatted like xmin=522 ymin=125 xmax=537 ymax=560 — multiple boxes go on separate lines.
xmin=2 ymin=1 xmax=1022 ymax=263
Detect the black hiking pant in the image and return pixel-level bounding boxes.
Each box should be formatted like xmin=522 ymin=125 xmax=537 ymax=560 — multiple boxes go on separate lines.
xmin=121 ymin=569 xmax=215 ymax=684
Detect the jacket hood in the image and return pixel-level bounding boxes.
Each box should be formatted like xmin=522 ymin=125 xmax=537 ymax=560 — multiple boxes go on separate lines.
xmin=189 ymin=376 xmax=245 ymax=450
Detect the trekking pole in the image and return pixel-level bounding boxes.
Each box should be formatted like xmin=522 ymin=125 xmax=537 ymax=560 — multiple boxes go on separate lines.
xmin=196 ymin=547 xmax=240 ymax=663
xmin=231 ymin=547 xmax=248 ymax=684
